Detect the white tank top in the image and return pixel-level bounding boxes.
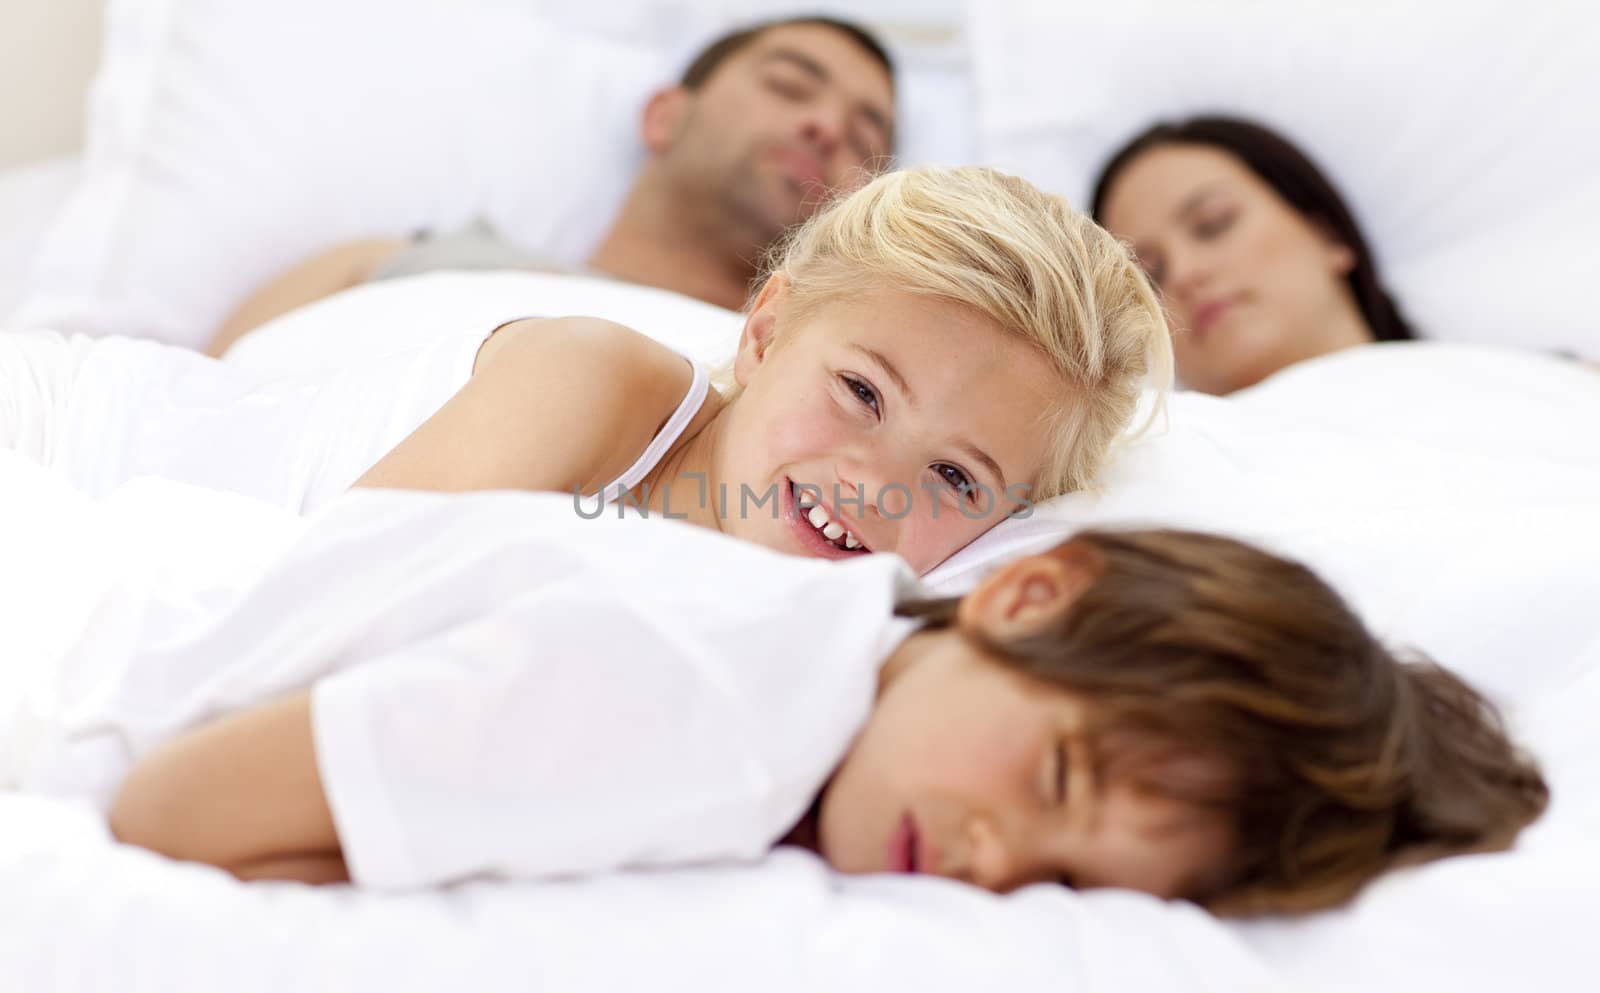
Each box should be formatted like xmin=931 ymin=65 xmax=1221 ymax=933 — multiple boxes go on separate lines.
xmin=594 ymin=360 xmax=709 ymax=506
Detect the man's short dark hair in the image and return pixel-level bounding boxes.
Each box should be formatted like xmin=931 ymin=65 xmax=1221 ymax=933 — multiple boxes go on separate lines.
xmin=679 ymin=16 xmax=895 ymax=90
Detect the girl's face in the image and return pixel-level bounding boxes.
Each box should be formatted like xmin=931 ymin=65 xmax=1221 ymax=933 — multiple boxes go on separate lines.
xmin=714 ymin=279 xmax=1063 ymax=575
xmin=1098 ymin=143 xmax=1368 ymax=395
xmin=816 ymin=554 xmax=1237 ymax=899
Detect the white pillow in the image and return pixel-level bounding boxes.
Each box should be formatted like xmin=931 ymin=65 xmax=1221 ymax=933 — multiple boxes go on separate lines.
xmin=224 ymin=269 xmax=746 ymax=377
xmin=967 ymin=0 xmax=1600 ymax=359
xmin=0 ymin=158 xmax=79 ymax=318
xmin=924 ymin=343 xmax=1600 ymax=709
xmin=12 ymin=0 xmax=974 ymax=351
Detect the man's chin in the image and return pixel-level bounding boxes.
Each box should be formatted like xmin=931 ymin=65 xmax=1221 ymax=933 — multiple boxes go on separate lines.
xmin=722 ymin=176 xmax=806 ymax=245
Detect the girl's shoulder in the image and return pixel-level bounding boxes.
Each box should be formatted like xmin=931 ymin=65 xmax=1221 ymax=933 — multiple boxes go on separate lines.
xmin=473 ymin=315 xmax=693 ymax=403
xmin=464 ymin=316 xmax=706 ymax=494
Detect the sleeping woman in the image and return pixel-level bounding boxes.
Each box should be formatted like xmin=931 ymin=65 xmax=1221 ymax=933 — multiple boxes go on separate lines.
xmin=1091 ymin=116 xmax=1414 ymax=396
xmin=0 ymin=165 xmax=1171 ymax=576
xmin=62 ymin=486 xmax=1548 ymax=916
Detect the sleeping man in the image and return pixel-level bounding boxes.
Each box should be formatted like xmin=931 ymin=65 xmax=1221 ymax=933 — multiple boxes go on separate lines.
xmin=204 ymin=15 xmax=898 ymax=356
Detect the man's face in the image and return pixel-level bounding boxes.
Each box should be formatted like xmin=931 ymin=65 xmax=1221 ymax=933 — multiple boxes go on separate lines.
xmin=653 ymin=23 xmax=897 ymax=245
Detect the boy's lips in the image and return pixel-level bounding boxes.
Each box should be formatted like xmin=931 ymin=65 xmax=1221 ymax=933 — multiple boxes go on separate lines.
xmin=887 ymin=811 xmax=923 ymax=874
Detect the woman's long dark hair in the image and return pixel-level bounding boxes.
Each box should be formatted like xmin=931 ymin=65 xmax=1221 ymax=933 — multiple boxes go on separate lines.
xmin=1091 ymin=117 xmax=1414 ymax=343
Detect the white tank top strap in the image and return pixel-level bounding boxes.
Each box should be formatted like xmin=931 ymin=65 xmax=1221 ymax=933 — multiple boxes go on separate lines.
xmin=472 ymin=315 xmax=710 ymax=507
xmin=594 ymin=358 xmax=710 ymax=506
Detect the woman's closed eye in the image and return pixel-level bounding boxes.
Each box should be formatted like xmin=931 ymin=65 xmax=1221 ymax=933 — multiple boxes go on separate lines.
xmin=1192 ymin=209 xmax=1237 ymax=240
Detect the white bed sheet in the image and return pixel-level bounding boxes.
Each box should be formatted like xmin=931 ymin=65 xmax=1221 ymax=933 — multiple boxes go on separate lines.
xmin=1 ymin=449 xmax=1596 ymax=992
xmin=2 ymin=690 xmax=1594 ymax=993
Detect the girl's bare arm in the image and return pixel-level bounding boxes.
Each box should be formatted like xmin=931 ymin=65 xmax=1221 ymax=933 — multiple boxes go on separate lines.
xmin=354 ymin=316 xmax=695 ymax=497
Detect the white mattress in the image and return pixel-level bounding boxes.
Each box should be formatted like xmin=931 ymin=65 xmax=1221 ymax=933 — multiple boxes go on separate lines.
xmin=0 ymin=156 xmax=78 ymax=319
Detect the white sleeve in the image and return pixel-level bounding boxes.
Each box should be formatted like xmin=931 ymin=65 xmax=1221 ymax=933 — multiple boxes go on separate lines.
xmin=310 ymin=581 xmax=830 ymax=890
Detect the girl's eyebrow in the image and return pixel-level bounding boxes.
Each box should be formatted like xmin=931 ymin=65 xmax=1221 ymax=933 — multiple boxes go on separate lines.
xmin=849 ymin=344 xmax=915 ymax=406
xmin=955 ymin=439 xmax=1006 ymax=491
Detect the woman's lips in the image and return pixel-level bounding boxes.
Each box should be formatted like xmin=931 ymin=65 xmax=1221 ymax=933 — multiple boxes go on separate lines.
xmin=1190 ymin=298 xmax=1237 ymax=336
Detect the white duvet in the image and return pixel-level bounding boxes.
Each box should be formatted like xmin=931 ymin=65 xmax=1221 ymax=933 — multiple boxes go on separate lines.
xmin=3 ymin=330 xmax=1599 ymax=990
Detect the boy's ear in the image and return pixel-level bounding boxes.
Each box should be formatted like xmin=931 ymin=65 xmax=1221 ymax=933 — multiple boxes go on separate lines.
xmin=641 ymin=86 xmax=692 ymax=154
xmin=733 ymin=274 xmax=789 ymax=387
xmin=957 ymin=543 xmax=1102 ymax=640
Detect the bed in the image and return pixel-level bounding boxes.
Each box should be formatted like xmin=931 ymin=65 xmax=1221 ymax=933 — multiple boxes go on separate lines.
xmin=3 ymin=2 xmax=1598 ymax=991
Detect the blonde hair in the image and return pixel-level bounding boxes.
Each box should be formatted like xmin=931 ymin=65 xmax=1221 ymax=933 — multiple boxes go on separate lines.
xmin=717 ymin=166 xmax=1173 ymax=499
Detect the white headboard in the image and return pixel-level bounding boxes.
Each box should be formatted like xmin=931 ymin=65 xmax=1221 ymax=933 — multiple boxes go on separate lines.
xmin=0 ymin=0 xmax=102 ymax=169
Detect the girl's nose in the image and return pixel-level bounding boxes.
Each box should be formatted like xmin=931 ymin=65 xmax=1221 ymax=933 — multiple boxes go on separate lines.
xmin=835 ymin=449 xmax=915 ymax=520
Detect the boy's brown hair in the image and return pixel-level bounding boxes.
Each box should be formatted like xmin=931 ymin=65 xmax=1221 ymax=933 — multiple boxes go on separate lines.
xmin=898 ymin=529 xmax=1548 ymax=915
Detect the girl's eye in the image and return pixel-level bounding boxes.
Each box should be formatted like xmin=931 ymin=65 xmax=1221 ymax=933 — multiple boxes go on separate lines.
xmin=841 ymin=374 xmax=880 ymax=415
xmin=933 ymin=463 xmax=974 ymax=498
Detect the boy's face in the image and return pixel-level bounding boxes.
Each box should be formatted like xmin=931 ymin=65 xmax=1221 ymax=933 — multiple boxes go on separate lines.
xmin=815 ymin=555 xmax=1238 ymax=899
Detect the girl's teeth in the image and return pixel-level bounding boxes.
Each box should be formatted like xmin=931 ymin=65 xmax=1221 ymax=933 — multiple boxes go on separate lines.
xmin=797 ymin=494 xmax=864 ymax=552
xmin=796 ymin=487 xmax=817 ymax=509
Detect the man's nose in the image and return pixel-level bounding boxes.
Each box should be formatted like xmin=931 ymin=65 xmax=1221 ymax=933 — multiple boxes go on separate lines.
xmin=798 ymin=102 xmax=845 ymax=160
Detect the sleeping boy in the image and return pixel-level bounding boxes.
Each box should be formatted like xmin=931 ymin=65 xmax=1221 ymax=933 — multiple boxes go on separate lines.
xmin=14 ymin=486 xmax=1544 ymax=915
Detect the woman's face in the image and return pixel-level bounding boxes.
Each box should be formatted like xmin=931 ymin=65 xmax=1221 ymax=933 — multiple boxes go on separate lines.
xmin=714 ymin=279 xmax=1063 ymax=575
xmin=815 ymin=555 xmax=1236 ymax=898
xmin=1099 ymin=143 xmax=1369 ymax=395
